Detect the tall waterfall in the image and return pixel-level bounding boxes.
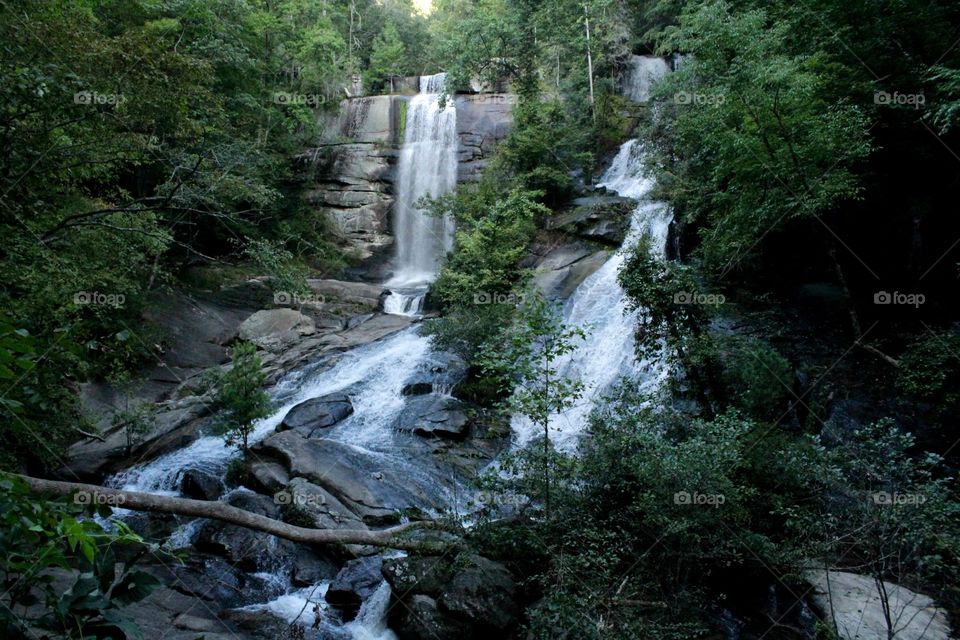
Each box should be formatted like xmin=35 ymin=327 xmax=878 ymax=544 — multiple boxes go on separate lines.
xmin=622 ymin=55 xmax=670 ymax=103
xmin=384 ymin=73 xmax=458 ymax=315
xmin=511 ymin=140 xmax=672 ymax=452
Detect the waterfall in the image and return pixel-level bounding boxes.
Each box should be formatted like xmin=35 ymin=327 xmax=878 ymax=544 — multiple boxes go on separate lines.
xmin=511 ymin=140 xmax=672 ymax=452
xmin=384 ymin=73 xmax=458 ymax=315
xmin=622 ymin=55 xmax=670 ymax=102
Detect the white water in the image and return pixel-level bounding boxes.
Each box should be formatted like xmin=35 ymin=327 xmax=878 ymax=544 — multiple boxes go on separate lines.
xmin=384 ymin=73 xmax=458 ymax=311
xmin=111 ymin=329 xmax=432 ymax=493
xmin=623 ymin=55 xmax=670 ymax=103
xmin=511 ymin=140 xmax=672 ymax=452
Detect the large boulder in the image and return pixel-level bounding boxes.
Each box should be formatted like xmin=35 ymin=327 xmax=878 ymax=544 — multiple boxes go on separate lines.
xmin=548 ymin=194 xmax=635 ymax=245
xmin=401 ymin=352 xmax=468 ymax=396
xmin=438 ymin=555 xmax=520 ymax=631
xmin=179 ymin=468 xmax=224 ymax=501
xmin=326 ymin=557 xmax=384 ymax=621
xmin=806 ymin=570 xmax=952 ymax=640
xmin=394 ymin=395 xmax=471 ymax=440
xmin=277 ymin=393 xmax=354 ymax=437
xmin=195 ymin=491 xmax=292 ymax=571
xmin=238 ymin=309 xmax=315 ymax=352
xmin=284 ymin=477 xmax=366 ymax=531
xmin=384 ymin=554 xmax=520 ymax=640
xmin=254 ymin=430 xmax=440 ymax=524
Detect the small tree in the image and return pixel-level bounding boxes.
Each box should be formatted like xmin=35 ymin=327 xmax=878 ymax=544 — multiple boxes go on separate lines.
xmin=365 ymin=23 xmax=405 ymax=93
xmin=214 ymin=342 xmax=270 ymax=451
xmin=479 ymin=294 xmax=584 ymax=517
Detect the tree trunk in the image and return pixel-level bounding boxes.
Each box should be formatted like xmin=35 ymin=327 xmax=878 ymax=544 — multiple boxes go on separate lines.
xmin=584 ymin=9 xmax=595 ymax=119
xmin=14 ymin=474 xmax=456 ymax=553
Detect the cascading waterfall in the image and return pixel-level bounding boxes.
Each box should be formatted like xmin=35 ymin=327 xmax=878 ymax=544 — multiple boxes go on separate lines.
xmin=510 ymin=139 xmax=672 ymax=452
xmin=384 ymin=73 xmax=458 ymax=315
xmin=622 ymin=55 xmax=670 ymax=103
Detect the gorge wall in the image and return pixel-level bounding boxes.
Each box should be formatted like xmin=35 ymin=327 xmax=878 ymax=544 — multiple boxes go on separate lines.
xmin=304 ymin=88 xmax=514 ymax=263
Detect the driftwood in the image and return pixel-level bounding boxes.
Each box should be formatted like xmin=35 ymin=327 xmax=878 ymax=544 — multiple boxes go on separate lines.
xmin=14 ymin=474 xmax=457 ymax=553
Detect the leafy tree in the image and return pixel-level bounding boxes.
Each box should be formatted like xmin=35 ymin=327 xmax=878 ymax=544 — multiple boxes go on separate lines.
xmin=646 ymin=0 xmax=871 ymax=271
xmin=0 ymin=475 xmax=160 ymax=639
xmin=213 ymin=342 xmax=270 ymax=451
xmin=366 ymin=23 xmax=406 ymax=93
xmin=478 ymin=294 xmax=585 ymax=516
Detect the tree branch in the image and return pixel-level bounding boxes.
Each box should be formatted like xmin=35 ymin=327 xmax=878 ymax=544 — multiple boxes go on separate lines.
xmin=13 ymin=474 xmax=458 ymax=553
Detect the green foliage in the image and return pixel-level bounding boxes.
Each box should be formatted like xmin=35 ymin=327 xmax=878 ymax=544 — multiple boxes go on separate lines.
xmin=646 ymin=0 xmax=871 ymax=270
xmin=365 ymin=23 xmax=406 ymax=93
xmin=811 ymin=421 xmax=960 ymax=611
xmin=0 ymin=475 xmax=160 ymax=639
xmin=897 ymin=329 xmax=960 ymax=409
xmin=212 ymin=342 xmax=270 ymax=451
xmin=717 ymin=336 xmax=793 ymax=420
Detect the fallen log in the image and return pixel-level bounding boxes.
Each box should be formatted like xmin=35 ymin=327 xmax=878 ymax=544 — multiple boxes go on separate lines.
xmin=13 ymin=474 xmax=457 ymax=553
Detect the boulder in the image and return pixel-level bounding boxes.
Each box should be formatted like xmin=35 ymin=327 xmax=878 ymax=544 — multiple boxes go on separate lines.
xmin=246 ymin=460 xmax=289 ymax=494
xmin=254 ymin=430 xmax=440 ymax=524
xmin=401 ymin=352 xmax=467 ymax=396
xmin=238 ymin=309 xmax=316 ymax=352
xmin=548 ymin=194 xmax=635 ymax=245
xmin=284 ymin=477 xmax=366 ymax=531
xmin=290 ymin=546 xmax=339 ymax=588
xmin=806 ymin=570 xmax=952 ymax=640
xmin=195 ymin=491 xmax=292 ymax=570
xmin=277 ymin=393 xmax=354 ymax=436
xmin=392 ymin=595 xmax=471 ymax=640
xmin=179 ymin=468 xmax=224 ymax=501
xmin=384 ymin=554 xmax=520 ymax=639
xmin=325 ymin=557 xmax=384 ymax=621
xmin=395 ymin=395 xmax=470 ymax=440
xmin=438 ymin=555 xmax=519 ymax=631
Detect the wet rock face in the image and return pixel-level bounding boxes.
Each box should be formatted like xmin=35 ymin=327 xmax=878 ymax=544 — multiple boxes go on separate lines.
xmin=394 ymin=395 xmax=471 ymax=440
xmin=325 ymin=557 xmax=384 ymax=621
xmin=383 ymin=554 xmax=520 ymax=640
xmin=237 ymin=308 xmax=316 ymax=353
xmin=277 ymin=393 xmax=354 ymax=437
xmin=195 ymin=491 xmax=293 ymax=571
xmin=179 ymin=468 xmax=224 ymax=501
xmin=548 ymin=194 xmax=636 ymax=246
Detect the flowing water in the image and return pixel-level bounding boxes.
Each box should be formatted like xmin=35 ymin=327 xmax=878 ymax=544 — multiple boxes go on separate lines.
xmin=384 ymin=73 xmax=458 ymax=315
xmin=510 ymin=140 xmax=673 ymax=452
xmin=622 ymin=55 xmax=670 ymax=103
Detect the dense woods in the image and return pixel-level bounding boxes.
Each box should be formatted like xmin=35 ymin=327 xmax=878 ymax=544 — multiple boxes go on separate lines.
xmin=2 ymin=0 xmax=959 ymax=639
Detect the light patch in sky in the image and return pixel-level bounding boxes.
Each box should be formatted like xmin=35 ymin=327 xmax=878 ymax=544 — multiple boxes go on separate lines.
xmin=413 ymin=0 xmax=432 ymax=14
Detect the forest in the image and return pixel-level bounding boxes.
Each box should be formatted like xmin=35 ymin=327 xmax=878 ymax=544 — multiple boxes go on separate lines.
xmin=1 ymin=0 xmax=959 ymax=638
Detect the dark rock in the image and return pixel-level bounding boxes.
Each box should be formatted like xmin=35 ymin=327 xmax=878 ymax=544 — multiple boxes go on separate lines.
xmin=382 ymin=556 xmax=453 ymax=597
xmin=395 ymin=395 xmax=470 ymax=440
xmin=255 ymin=430 xmax=442 ymax=525
xmin=179 ymin=468 xmax=224 ymax=501
xmin=278 ymin=393 xmax=354 ymax=436
xmin=548 ymin=194 xmax=635 ymax=245
xmin=246 ymin=460 xmax=289 ymax=494
xmin=392 ymin=595 xmax=471 ymax=640
xmin=438 ymin=555 xmax=519 ymax=631
xmin=401 ymin=352 xmax=467 ymax=396
xmin=326 ymin=557 xmax=384 ymax=621
xmin=164 ymin=557 xmax=245 ymax=606
xmin=195 ymin=491 xmax=292 ymax=570
xmin=290 ymin=546 xmax=339 ymax=588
